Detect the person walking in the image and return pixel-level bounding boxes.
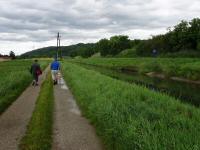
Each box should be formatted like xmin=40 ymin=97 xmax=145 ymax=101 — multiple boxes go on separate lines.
xmin=51 ymin=58 xmax=60 ymax=85
xmin=30 ymin=59 xmax=42 ymax=86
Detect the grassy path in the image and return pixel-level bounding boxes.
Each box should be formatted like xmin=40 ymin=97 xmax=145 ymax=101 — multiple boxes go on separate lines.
xmin=19 ymin=71 xmax=54 ymax=150
xmin=52 ymin=74 xmax=103 ymax=150
xmin=0 ymin=67 xmax=49 ymax=150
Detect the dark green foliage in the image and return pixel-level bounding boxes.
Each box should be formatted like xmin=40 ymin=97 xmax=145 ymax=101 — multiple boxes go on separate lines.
xmin=20 ymin=43 xmax=97 ymax=58
xmin=71 ymin=43 xmax=97 ymax=58
xmin=20 ymin=46 xmax=57 ymax=58
xmin=20 ymin=18 xmax=200 ymax=58
xmin=96 ymin=35 xmax=132 ymax=56
xmin=136 ymin=18 xmax=200 ymax=56
xmin=20 ymin=36 xmax=134 ymax=58
xmin=96 ymin=39 xmax=111 ymax=56
xmin=109 ymin=35 xmax=131 ymax=55
xmin=19 ymin=72 xmax=54 ymax=150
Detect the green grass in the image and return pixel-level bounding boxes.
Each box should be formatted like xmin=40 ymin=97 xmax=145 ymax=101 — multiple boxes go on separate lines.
xmin=116 ymin=48 xmax=137 ymax=58
xmin=62 ymin=62 xmax=200 ymax=150
xmin=70 ymin=58 xmax=200 ymax=80
xmin=0 ymin=60 xmax=49 ymax=114
xmin=19 ymin=72 xmax=54 ymax=150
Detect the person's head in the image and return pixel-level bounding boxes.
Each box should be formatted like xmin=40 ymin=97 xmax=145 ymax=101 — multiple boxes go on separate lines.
xmin=54 ymin=57 xmax=57 ymax=61
xmin=34 ymin=59 xmax=38 ymax=63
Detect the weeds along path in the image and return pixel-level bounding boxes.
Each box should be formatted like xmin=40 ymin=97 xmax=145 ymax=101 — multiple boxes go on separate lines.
xmin=52 ymin=75 xmax=103 ymax=150
xmin=19 ymin=71 xmax=53 ymax=150
xmin=0 ymin=66 xmax=49 ymax=150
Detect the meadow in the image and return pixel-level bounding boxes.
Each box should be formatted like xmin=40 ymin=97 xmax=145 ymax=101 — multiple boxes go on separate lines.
xmin=0 ymin=60 xmax=49 ymax=114
xmin=70 ymin=58 xmax=200 ymax=80
xmin=62 ymin=61 xmax=200 ymax=150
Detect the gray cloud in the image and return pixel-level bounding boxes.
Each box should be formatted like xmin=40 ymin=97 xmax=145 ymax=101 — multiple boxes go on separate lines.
xmin=0 ymin=0 xmax=199 ymax=54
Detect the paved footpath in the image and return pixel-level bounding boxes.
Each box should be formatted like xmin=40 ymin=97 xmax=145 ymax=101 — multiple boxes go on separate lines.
xmin=0 ymin=67 xmax=49 ymax=150
xmin=52 ymin=76 xmax=104 ymax=150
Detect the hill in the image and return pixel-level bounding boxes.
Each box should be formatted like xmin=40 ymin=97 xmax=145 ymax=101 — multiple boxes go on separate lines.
xmin=20 ymin=43 xmax=96 ymax=58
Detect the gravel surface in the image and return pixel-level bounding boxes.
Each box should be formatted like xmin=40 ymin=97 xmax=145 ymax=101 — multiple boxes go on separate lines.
xmin=52 ymin=77 xmax=104 ymax=150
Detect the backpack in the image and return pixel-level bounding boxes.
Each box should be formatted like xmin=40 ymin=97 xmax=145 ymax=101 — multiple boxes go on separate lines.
xmin=36 ymin=68 xmax=42 ymax=76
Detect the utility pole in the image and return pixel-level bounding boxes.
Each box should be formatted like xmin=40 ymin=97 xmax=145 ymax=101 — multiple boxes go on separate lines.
xmin=56 ymin=32 xmax=61 ymax=60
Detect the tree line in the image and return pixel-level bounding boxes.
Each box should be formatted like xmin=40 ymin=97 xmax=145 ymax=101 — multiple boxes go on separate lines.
xmin=69 ymin=36 xmax=143 ymax=57
xmin=136 ymin=18 xmax=200 ymax=57
xmin=71 ymin=18 xmax=200 ymax=58
xmin=0 ymin=51 xmax=16 ymax=59
xmin=20 ymin=18 xmax=199 ymax=58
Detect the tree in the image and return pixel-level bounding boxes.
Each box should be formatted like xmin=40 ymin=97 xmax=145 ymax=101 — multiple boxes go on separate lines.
xmin=97 ymin=39 xmax=111 ymax=56
xmin=136 ymin=18 xmax=200 ymax=56
xmin=197 ymin=41 xmax=200 ymax=51
xmin=188 ymin=18 xmax=200 ymax=50
xmin=109 ymin=35 xmax=131 ymax=55
xmin=9 ymin=51 xmax=16 ymax=59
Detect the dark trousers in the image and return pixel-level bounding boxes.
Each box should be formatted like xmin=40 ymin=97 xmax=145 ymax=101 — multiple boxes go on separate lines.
xmin=33 ymin=73 xmax=39 ymax=82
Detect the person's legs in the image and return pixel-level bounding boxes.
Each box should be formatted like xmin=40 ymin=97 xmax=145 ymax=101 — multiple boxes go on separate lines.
xmin=51 ymin=70 xmax=58 ymax=85
xmin=32 ymin=74 xmax=39 ymax=86
xmin=35 ymin=75 xmax=39 ymax=86
xmin=32 ymin=80 xmax=36 ymax=86
xmin=51 ymin=70 xmax=55 ymax=81
xmin=32 ymin=74 xmax=36 ymax=86
xmin=55 ymin=70 xmax=59 ymax=84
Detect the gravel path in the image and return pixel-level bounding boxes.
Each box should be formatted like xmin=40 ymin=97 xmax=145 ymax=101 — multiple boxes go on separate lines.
xmin=52 ymin=77 xmax=104 ymax=150
xmin=0 ymin=67 xmax=49 ymax=150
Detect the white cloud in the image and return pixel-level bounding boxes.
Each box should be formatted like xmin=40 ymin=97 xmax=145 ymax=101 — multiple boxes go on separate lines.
xmin=0 ymin=0 xmax=199 ymax=55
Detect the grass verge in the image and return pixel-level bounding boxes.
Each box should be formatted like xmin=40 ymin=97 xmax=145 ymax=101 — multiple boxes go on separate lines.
xmin=70 ymin=58 xmax=200 ymax=80
xmin=62 ymin=62 xmax=200 ymax=150
xmin=0 ymin=60 xmax=49 ymax=114
xmin=19 ymin=72 xmax=54 ymax=150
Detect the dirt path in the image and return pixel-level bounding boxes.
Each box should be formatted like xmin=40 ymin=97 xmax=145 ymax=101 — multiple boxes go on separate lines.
xmin=52 ymin=77 xmax=104 ymax=150
xmin=0 ymin=67 xmax=49 ymax=150
xmin=0 ymin=58 xmax=11 ymax=62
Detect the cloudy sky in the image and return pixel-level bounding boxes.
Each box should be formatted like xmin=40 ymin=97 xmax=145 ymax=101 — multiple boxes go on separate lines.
xmin=0 ymin=0 xmax=199 ymax=55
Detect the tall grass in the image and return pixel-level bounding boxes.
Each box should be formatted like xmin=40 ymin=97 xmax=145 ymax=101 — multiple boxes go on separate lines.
xmin=0 ymin=60 xmax=49 ymax=114
xmin=62 ymin=62 xmax=200 ymax=150
xmin=19 ymin=72 xmax=54 ymax=150
xmin=70 ymin=58 xmax=200 ymax=80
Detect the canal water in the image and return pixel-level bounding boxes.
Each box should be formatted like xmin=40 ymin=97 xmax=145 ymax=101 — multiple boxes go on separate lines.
xmin=78 ymin=63 xmax=200 ymax=107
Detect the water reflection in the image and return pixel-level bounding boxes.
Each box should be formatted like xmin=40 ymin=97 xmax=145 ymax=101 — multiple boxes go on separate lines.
xmin=79 ymin=63 xmax=200 ymax=107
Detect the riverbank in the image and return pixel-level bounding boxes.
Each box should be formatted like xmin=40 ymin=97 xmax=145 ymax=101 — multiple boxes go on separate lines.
xmin=62 ymin=61 xmax=200 ymax=150
xmin=70 ymin=58 xmax=200 ymax=84
xmin=75 ymin=62 xmax=200 ymax=107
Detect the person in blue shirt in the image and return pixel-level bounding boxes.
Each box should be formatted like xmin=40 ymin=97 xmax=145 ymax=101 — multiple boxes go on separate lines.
xmin=51 ymin=58 xmax=60 ymax=85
